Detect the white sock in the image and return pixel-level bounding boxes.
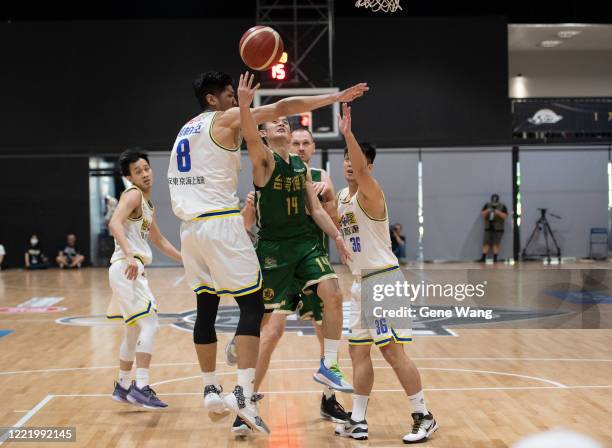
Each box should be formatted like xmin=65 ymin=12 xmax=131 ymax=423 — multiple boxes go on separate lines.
xmin=118 ymin=370 xmax=131 ymax=389
xmin=323 ymin=338 xmax=339 ymax=368
xmin=135 ymin=368 xmax=149 ymax=389
xmin=352 ymin=394 xmax=369 ymax=422
xmin=323 ymin=387 xmax=334 ymax=399
xmin=202 ymin=371 xmax=218 ymax=387
xmin=237 ymin=368 xmax=255 ymax=399
xmin=408 ymin=390 xmax=428 ymax=415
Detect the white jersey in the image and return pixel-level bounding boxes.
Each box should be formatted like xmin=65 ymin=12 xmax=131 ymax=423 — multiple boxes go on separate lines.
xmin=337 ymin=187 xmax=398 ymax=275
xmin=110 ymin=186 xmax=154 ymax=266
xmin=168 ymin=111 xmax=241 ymax=221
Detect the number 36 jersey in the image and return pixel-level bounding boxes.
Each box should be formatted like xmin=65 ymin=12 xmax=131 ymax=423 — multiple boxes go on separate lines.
xmin=337 ymin=187 xmax=398 ymax=275
xmin=168 ymin=111 xmax=242 ymax=221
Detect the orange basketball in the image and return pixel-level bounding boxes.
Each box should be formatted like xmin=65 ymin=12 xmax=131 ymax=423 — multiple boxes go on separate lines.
xmin=239 ymin=26 xmax=284 ymax=71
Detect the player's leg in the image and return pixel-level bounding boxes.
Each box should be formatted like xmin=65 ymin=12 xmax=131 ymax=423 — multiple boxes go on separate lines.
xmin=253 ymin=312 xmax=287 ymax=391
xmin=378 ymin=342 xmax=438 ymax=444
xmin=300 ymin=293 xmax=348 ymax=422
xmin=112 ymin=324 xmax=139 ymax=403
xmin=305 ymin=274 xmax=352 ymax=392
xmin=193 ymin=291 xmax=227 ymax=413
xmin=180 ymin=220 xmax=226 ymax=413
xmin=335 ymin=343 xmax=372 ymax=440
xmin=203 ymin=217 xmax=268 ymax=433
xmin=56 ymin=254 xmax=67 ymax=268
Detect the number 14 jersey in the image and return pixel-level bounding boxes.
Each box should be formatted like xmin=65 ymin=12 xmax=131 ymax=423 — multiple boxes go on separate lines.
xmin=168 ymin=111 xmax=241 ymax=221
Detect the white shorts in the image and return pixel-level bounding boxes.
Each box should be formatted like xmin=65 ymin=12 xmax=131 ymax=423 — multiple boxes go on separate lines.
xmin=348 ymin=267 xmax=412 ymax=347
xmin=180 ymin=213 xmax=262 ymax=297
xmin=107 ymin=260 xmax=157 ymax=326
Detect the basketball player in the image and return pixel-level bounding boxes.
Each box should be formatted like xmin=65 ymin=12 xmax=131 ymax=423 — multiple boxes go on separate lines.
xmin=233 ymin=128 xmax=348 ymax=430
xmin=107 ymin=149 xmax=182 ymax=409
xmin=228 ymin=73 xmax=356 ymax=434
xmin=334 ymin=104 xmax=438 ymax=443
xmin=167 ymin=71 xmax=368 ymax=433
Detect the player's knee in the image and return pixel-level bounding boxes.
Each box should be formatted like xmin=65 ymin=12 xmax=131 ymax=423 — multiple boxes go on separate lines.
xmin=135 ymin=315 xmax=158 ymax=354
xmin=349 ymin=344 xmax=372 ymax=363
xmin=193 ymin=292 xmax=220 ymax=345
xmin=119 ymin=336 xmax=136 ymax=361
xmin=380 ymin=342 xmax=405 ymax=366
xmin=235 ymin=290 xmax=264 ymax=337
xmin=193 ymin=310 xmax=217 ymax=344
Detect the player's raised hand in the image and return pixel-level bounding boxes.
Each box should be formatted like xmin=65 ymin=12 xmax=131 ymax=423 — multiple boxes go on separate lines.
xmin=338 ymin=103 xmax=352 ymax=136
xmin=237 ymin=71 xmax=261 ymax=107
xmin=337 ymin=82 xmax=369 ymax=103
xmin=124 ymin=255 xmax=139 ymax=281
xmin=334 ymin=234 xmax=353 ymax=265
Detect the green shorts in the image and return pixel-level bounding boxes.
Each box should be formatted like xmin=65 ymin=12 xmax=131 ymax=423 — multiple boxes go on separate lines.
xmin=276 ymin=288 xmax=324 ymax=324
xmin=256 ymin=237 xmax=336 ymax=311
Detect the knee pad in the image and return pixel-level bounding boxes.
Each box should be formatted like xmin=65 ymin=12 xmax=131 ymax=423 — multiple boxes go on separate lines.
xmin=135 ymin=314 xmax=159 ymax=354
xmin=235 ymin=290 xmax=264 ymax=337
xmin=193 ymin=292 xmax=220 ymax=344
xmin=119 ymin=326 xmax=140 ymax=362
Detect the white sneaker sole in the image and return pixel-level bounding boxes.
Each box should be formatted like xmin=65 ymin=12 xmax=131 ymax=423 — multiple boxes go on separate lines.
xmin=231 ymin=425 xmax=252 ymax=437
xmin=204 ymin=395 xmax=227 ymax=414
xmin=126 ymin=394 xmax=167 ymax=410
xmin=321 ymin=411 xmax=348 ymax=424
xmin=313 ymin=373 xmax=353 ymax=393
xmin=403 ymin=420 xmax=439 ymax=444
xmin=335 ymin=429 xmax=368 ymax=440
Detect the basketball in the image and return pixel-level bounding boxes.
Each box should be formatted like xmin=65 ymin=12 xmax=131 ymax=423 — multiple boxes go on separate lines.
xmin=239 ymin=25 xmax=284 ymax=71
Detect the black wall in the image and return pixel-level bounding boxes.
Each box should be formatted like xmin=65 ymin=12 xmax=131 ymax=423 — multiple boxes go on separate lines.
xmin=334 ymin=17 xmax=510 ymax=147
xmin=0 ymin=157 xmax=90 ymax=268
xmin=0 ymin=17 xmax=510 ymax=155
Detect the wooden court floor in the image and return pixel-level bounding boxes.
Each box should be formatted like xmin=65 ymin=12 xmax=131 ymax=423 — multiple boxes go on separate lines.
xmin=0 ymin=263 xmax=610 ymax=447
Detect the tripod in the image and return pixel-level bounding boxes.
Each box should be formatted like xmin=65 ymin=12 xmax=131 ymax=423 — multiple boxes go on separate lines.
xmin=522 ymin=208 xmax=561 ymax=262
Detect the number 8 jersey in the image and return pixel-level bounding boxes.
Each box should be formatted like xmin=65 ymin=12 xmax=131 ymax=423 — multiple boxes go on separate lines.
xmin=168 ymin=111 xmax=242 ymax=221
xmin=337 ymin=187 xmax=398 ymax=275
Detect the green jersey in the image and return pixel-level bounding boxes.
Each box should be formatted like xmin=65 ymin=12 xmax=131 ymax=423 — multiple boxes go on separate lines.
xmin=308 ymin=167 xmax=327 ymax=252
xmin=256 ymin=153 xmax=310 ymax=241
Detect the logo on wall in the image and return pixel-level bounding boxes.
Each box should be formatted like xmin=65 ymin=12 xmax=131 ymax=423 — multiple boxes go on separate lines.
xmin=527 ymin=109 xmax=563 ymax=125
xmin=56 ymin=305 xmax=569 ymax=336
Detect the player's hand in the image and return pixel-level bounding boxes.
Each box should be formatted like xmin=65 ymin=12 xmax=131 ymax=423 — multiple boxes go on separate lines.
xmin=245 ymin=191 xmax=256 ymax=209
xmin=334 ymin=235 xmax=352 ymax=265
xmin=338 ymin=103 xmax=352 ymax=136
xmin=313 ymin=182 xmax=328 ymax=197
xmin=124 ymin=255 xmax=139 ymax=281
xmin=337 ymin=83 xmax=368 ymax=103
xmin=237 ymin=71 xmax=261 ymax=108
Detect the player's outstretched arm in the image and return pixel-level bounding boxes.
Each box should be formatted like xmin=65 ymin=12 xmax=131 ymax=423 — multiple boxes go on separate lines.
xmin=149 ymin=220 xmax=182 ymax=263
xmin=237 ymin=72 xmax=275 ymax=188
xmin=304 ymin=170 xmax=352 ymax=264
xmin=108 ymin=189 xmax=143 ymax=280
xmin=219 ymin=82 xmax=369 ymax=129
xmin=241 ymin=191 xmax=257 ymax=230
xmin=338 ymin=103 xmax=385 ymax=218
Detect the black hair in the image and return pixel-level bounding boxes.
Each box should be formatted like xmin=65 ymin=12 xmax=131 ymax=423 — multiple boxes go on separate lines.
xmin=344 ymin=142 xmax=376 ymax=164
xmin=119 ymin=149 xmax=150 ymax=177
xmin=193 ymin=71 xmax=234 ymax=110
xmin=491 ymin=194 xmax=500 ymax=202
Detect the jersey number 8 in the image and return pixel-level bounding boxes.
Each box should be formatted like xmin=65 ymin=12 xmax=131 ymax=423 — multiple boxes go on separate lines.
xmin=176 ymin=139 xmax=191 ymax=172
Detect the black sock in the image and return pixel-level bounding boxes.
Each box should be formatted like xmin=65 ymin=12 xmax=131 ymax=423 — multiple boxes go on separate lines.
xmin=480 ymin=253 xmax=487 ymax=262
xmin=493 ymin=254 xmax=498 ymax=262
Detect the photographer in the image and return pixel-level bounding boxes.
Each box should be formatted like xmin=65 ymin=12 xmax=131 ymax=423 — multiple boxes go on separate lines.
xmin=479 ymin=194 xmax=508 ymax=263
xmin=390 ymin=223 xmax=407 ymax=265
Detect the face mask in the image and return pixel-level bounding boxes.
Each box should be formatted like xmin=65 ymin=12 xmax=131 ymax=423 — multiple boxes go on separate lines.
xmin=30 ymin=238 xmax=38 ymax=246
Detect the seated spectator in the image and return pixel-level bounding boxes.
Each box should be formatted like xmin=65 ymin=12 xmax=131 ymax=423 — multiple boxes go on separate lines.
xmin=56 ymin=233 xmax=85 ymax=269
xmin=25 ymin=234 xmax=50 ymax=270
xmin=390 ymin=223 xmax=407 ymax=264
xmin=0 ymin=242 xmax=5 ymax=270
